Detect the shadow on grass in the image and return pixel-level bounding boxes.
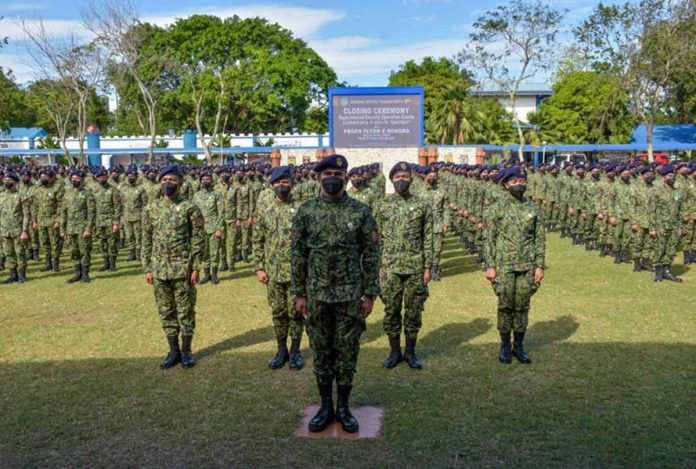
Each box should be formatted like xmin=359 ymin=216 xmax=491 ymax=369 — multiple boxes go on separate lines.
xmin=196 ymin=325 xmax=276 ymax=359
xmin=527 ymin=315 xmax=580 ymax=348
xmin=419 ymin=318 xmax=491 ymax=356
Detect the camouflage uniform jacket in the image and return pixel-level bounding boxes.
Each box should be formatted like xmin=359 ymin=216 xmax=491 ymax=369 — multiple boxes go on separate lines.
xmin=192 ymin=188 xmax=224 ymax=235
xmin=291 ymin=193 xmax=380 ymax=302
xmin=93 ymin=183 xmax=123 ymax=228
xmin=374 ymin=193 xmax=433 ymax=274
xmin=121 ymin=183 xmax=147 ymax=222
xmin=0 ymin=189 xmax=31 ymax=237
xmin=142 ymin=195 xmax=205 ymax=280
xmin=253 ymin=195 xmax=299 ymax=283
xmin=483 ymin=194 xmax=546 ymax=273
xmin=61 ymin=187 xmax=96 ymax=235
xmin=33 ymin=183 xmax=64 ymax=227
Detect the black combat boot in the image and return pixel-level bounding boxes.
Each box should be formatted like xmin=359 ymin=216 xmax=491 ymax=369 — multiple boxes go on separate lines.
xmin=199 ymin=267 xmax=211 ymax=284
xmin=268 ymin=338 xmax=289 ymax=369
xmin=431 ymin=264 xmax=441 ymax=281
xmin=654 ymin=266 xmax=664 ymax=282
xmin=641 ymin=258 xmax=653 ymax=272
xmin=127 ymin=250 xmax=136 ymax=261
xmin=475 ymin=251 xmax=484 ymax=264
xmin=633 ymin=260 xmax=642 ymax=272
xmin=210 ymin=267 xmax=220 ymax=285
xmin=17 ymin=268 xmax=26 ymax=284
xmin=135 ymin=249 xmax=141 ymax=261
xmin=288 ymin=338 xmax=305 ymax=370
xmin=219 ymin=259 xmax=229 ymax=272
xmin=403 ymin=337 xmax=423 ymax=369
xmin=684 ymin=250 xmax=692 ymax=265
xmin=662 ymin=266 xmax=683 ymax=283
xmin=621 ymin=252 xmax=631 ymax=264
xmin=81 ymin=265 xmax=91 ymax=283
xmin=613 ymin=251 xmax=622 ymax=264
xmin=499 ymin=331 xmax=512 ymax=363
xmin=181 ymin=335 xmax=196 ymax=368
xmin=383 ymin=335 xmax=403 ymax=369
xmin=53 ymin=257 xmax=60 ymax=272
xmin=160 ymin=335 xmax=181 ymax=369
xmin=308 ymin=383 xmax=335 ymax=433
xmin=33 ymin=248 xmax=40 ymax=261
xmin=0 ymin=255 xmax=5 ymax=271
xmin=512 ymin=332 xmax=532 ymax=364
xmin=335 ymin=385 xmax=359 ymax=433
xmin=109 ymin=256 xmax=117 ymax=272
xmin=98 ymin=256 xmax=110 ymax=272
xmin=40 ymin=258 xmax=53 ymax=272
xmin=66 ymin=265 xmax=82 ymax=284
xmin=2 ymin=267 xmax=18 ymax=284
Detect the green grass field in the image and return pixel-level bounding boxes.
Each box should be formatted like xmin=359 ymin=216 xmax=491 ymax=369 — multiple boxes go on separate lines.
xmin=1 ymin=234 xmax=695 ymax=468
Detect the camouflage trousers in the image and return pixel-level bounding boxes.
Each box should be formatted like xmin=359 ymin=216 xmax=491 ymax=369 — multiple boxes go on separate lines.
xmin=631 ymin=227 xmax=655 ymax=261
xmin=96 ymin=226 xmax=118 ymax=257
xmin=381 ymin=272 xmax=428 ymax=339
xmin=554 ymin=203 xmax=568 ymax=230
xmin=2 ymin=236 xmax=28 ymax=270
xmin=230 ymin=221 xmax=252 ymax=261
xmin=38 ymin=225 xmax=62 ymax=262
xmin=653 ymin=229 xmax=680 ymax=268
xmin=68 ymin=234 xmax=92 ymax=267
xmin=579 ymin=213 xmax=598 ymax=241
xmin=614 ymin=219 xmax=632 ymax=254
xmin=598 ymin=217 xmax=616 ymax=246
xmin=266 ymin=280 xmax=305 ymax=340
xmin=682 ymin=219 xmax=696 ymax=251
xmin=432 ymin=231 xmax=443 ymax=266
xmin=153 ymin=277 xmax=197 ymax=337
xmin=28 ymin=226 xmax=39 ymax=251
xmin=492 ymin=269 xmax=539 ymax=334
xmin=307 ymin=297 xmax=365 ymax=386
xmin=202 ymin=233 xmax=221 ymax=270
xmin=124 ymin=220 xmax=142 ymax=255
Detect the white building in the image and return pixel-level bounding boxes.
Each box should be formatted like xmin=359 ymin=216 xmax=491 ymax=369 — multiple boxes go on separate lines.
xmin=470 ymin=83 xmax=553 ymax=123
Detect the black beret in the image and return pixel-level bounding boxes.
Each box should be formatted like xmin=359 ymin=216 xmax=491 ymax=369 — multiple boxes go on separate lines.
xmin=499 ymin=166 xmax=527 ymax=183
xmin=158 ymin=165 xmax=182 ymax=181
xmin=4 ymin=172 xmax=19 ymax=182
xmin=269 ymin=166 xmax=291 ymax=184
xmin=389 ymin=161 xmax=411 ymax=180
xmin=315 ymin=154 xmax=348 ymax=173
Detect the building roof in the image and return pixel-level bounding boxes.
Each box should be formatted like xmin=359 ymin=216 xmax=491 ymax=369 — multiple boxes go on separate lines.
xmin=1 ymin=127 xmax=49 ymax=140
xmin=471 ymin=82 xmax=553 ymax=97
xmin=630 ymin=124 xmax=696 ymax=145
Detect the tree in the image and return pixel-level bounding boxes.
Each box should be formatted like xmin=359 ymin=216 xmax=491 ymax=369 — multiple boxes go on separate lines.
xmin=457 ymin=0 xmax=566 ymax=161
xmin=527 ymin=71 xmax=633 ymax=144
xmin=575 ymin=0 xmax=696 ymax=161
xmin=85 ymin=0 xmax=170 ymax=163
xmin=0 ymin=70 xmax=34 ymax=131
xmin=389 ymin=57 xmax=474 ymax=121
xmin=25 ymin=79 xmax=75 ymax=161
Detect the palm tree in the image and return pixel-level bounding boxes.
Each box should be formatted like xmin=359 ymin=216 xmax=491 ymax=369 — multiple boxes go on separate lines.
xmin=427 ymin=83 xmax=486 ymax=145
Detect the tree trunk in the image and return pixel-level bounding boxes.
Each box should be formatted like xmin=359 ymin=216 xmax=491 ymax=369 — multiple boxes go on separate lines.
xmin=646 ymin=122 xmax=654 ymax=163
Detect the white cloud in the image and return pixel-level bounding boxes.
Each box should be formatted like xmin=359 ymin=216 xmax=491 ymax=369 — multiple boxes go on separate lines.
xmin=0 ymin=53 xmax=36 ymax=83
xmin=2 ymin=18 xmax=93 ymax=41
xmin=144 ymin=4 xmax=345 ymax=37
xmin=310 ymin=36 xmax=465 ymax=81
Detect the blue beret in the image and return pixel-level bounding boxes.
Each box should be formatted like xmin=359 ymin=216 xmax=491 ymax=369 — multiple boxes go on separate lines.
xmin=126 ymin=165 xmax=138 ymax=175
xmin=199 ymin=171 xmax=212 ymax=180
xmin=659 ymin=164 xmax=674 ymax=176
xmin=95 ymin=168 xmax=108 ymax=177
xmin=4 ymin=172 xmax=19 ymax=182
xmin=348 ymin=168 xmax=359 ymax=177
xmin=389 ymin=161 xmax=411 ymax=180
xmin=499 ymin=166 xmax=527 ymax=184
xmin=70 ymin=169 xmax=85 ymax=178
xmin=269 ymin=166 xmax=291 ymax=184
xmin=158 ymin=165 xmax=182 ymax=181
xmin=315 ymin=154 xmax=348 ymax=173
xmin=639 ymin=165 xmax=654 ymax=174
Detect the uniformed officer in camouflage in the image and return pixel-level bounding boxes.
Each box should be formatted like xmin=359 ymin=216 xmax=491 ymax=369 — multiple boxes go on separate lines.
xmin=142 ymin=165 xmax=205 ymax=369
xmin=649 ymin=164 xmax=686 ymax=282
xmin=421 ymin=165 xmax=448 ymax=280
xmin=93 ymin=168 xmax=122 ymax=272
xmin=483 ymin=166 xmax=545 ymax=364
xmin=374 ymin=161 xmax=433 ymax=370
xmin=254 ymin=166 xmax=305 ymax=370
xmin=34 ymin=167 xmax=63 ymax=272
xmin=192 ymin=171 xmax=224 ymax=285
xmin=121 ymin=166 xmax=147 ymax=261
xmin=19 ymin=169 xmax=39 ymax=262
xmin=61 ymin=169 xmax=96 ymax=284
xmin=291 ymin=154 xmax=380 ymax=434
xmin=0 ymin=171 xmax=31 ymax=283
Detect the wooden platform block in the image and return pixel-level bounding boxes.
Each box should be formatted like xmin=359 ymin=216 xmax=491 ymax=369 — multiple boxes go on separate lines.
xmin=294 ymin=405 xmax=385 ymax=440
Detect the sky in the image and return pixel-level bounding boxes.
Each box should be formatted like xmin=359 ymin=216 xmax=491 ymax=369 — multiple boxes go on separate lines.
xmin=0 ymin=0 xmax=622 ymax=86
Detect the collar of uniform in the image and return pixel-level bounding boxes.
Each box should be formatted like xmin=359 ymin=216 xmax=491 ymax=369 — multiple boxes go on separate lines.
xmin=320 ymin=192 xmax=348 ymax=204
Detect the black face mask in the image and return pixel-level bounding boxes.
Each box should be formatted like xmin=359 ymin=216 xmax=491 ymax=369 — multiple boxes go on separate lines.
xmin=322 ymin=176 xmax=344 ymax=196
xmin=665 ymin=177 xmax=676 ymax=186
xmin=427 ymin=179 xmax=437 ymax=186
xmin=221 ymin=175 xmax=230 ymax=182
xmin=591 ymin=173 xmax=600 ymax=180
xmin=644 ymin=176 xmax=655 ymax=185
xmin=72 ymin=180 xmax=82 ymax=188
xmin=236 ymin=175 xmax=244 ymax=182
xmin=100 ymin=180 xmax=108 ymax=187
xmin=393 ymin=180 xmax=410 ymax=196
xmin=274 ymin=184 xmax=292 ymax=200
xmin=128 ymin=177 xmax=137 ymax=184
xmin=509 ymin=185 xmax=527 ymax=197
xmin=202 ymin=182 xmax=212 ymax=190
xmin=351 ymin=179 xmax=363 ymax=188
xmin=621 ymin=175 xmax=631 ymax=183
xmin=112 ymin=176 xmax=120 ymax=183
xmin=4 ymin=182 xmax=14 ymax=190
xmin=40 ymin=179 xmax=49 ymax=186
xmin=162 ymin=182 xmax=178 ymax=197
